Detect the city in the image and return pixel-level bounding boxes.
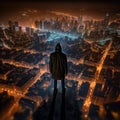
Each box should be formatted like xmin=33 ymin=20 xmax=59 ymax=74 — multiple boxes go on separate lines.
xmin=0 ymin=2 xmax=120 ymax=120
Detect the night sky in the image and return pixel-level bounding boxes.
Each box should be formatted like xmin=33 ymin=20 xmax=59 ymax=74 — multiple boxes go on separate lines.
xmin=0 ymin=0 xmax=120 ymax=26
xmin=0 ymin=1 xmax=119 ymax=14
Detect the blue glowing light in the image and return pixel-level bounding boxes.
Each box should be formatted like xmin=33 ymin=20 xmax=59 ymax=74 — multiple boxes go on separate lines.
xmin=41 ymin=29 xmax=79 ymax=41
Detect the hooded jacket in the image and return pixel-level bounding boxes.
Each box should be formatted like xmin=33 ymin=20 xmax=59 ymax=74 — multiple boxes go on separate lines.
xmin=49 ymin=43 xmax=68 ymax=80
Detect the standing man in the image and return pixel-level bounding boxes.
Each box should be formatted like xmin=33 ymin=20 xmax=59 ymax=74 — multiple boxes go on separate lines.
xmin=49 ymin=43 xmax=68 ymax=93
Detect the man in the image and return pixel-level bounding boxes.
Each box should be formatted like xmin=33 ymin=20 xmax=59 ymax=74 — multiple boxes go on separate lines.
xmin=49 ymin=43 xmax=68 ymax=93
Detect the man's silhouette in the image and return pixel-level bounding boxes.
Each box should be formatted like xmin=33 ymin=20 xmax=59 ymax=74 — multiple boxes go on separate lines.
xmin=49 ymin=43 xmax=68 ymax=93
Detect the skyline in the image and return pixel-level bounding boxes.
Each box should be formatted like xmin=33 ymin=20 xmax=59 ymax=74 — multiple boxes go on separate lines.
xmin=0 ymin=1 xmax=120 ymax=27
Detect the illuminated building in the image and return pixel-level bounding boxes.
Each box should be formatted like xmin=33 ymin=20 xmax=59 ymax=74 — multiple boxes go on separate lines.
xmin=35 ymin=21 xmax=40 ymax=29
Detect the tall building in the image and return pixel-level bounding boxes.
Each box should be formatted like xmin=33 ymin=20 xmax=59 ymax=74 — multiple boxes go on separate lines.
xmin=39 ymin=20 xmax=42 ymax=29
xmin=78 ymin=16 xmax=83 ymax=25
xmin=0 ymin=23 xmax=5 ymax=29
xmin=8 ymin=20 xmax=13 ymax=29
xmin=35 ymin=21 xmax=40 ymax=29
xmin=26 ymin=27 xmax=34 ymax=36
xmin=26 ymin=27 xmax=31 ymax=35
xmin=104 ymin=13 xmax=110 ymax=27
xmin=42 ymin=20 xmax=44 ymax=31
xmin=19 ymin=26 xmax=22 ymax=32
xmin=14 ymin=21 xmax=19 ymax=27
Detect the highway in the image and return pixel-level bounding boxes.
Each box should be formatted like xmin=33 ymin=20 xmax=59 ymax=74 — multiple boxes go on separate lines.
xmin=82 ymin=41 xmax=113 ymax=119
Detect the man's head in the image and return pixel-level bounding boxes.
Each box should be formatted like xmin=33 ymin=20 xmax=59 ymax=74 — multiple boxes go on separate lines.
xmin=55 ymin=43 xmax=62 ymax=52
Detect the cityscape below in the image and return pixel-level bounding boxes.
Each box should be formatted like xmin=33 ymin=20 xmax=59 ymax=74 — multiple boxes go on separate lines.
xmin=0 ymin=3 xmax=120 ymax=120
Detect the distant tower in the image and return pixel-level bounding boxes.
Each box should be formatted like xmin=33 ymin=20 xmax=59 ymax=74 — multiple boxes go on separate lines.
xmin=14 ymin=21 xmax=19 ymax=32
xmin=14 ymin=21 xmax=19 ymax=27
xmin=106 ymin=13 xmax=109 ymax=17
xmin=104 ymin=13 xmax=110 ymax=26
xmin=78 ymin=16 xmax=83 ymax=25
xmin=26 ymin=27 xmax=30 ymax=34
xmin=8 ymin=20 xmax=13 ymax=29
xmin=42 ymin=20 xmax=44 ymax=31
xmin=35 ymin=21 xmax=40 ymax=29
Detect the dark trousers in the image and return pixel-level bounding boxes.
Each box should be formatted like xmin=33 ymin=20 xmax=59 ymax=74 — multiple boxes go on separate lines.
xmin=54 ymin=79 xmax=65 ymax=91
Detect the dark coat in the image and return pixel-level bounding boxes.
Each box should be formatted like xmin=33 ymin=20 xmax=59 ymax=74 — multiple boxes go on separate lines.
xmin=49 ymin=51 xmax=68 ymax=80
